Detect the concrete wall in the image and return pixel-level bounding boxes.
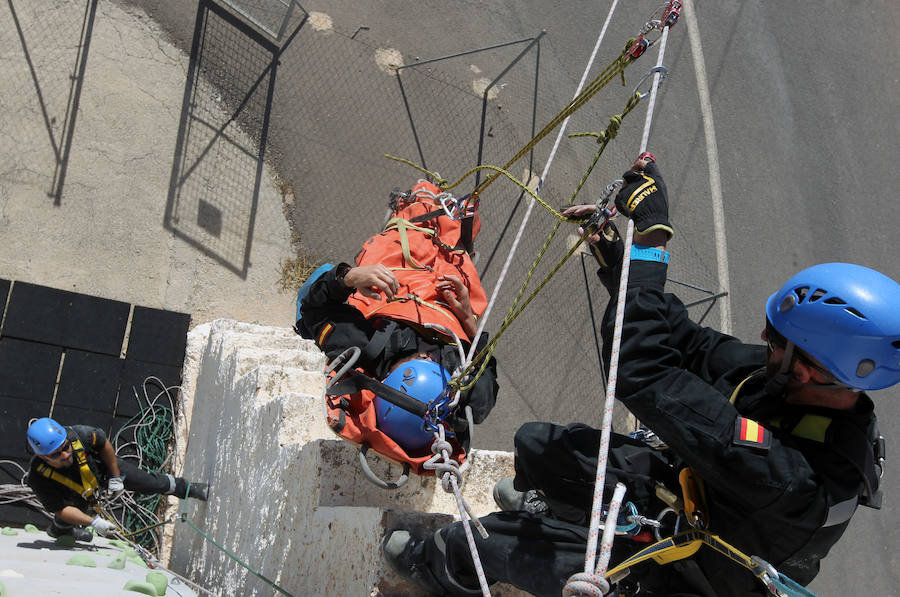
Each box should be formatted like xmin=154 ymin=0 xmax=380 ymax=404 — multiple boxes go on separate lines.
xmin=168 ymin=319 xmax=524 ymax=596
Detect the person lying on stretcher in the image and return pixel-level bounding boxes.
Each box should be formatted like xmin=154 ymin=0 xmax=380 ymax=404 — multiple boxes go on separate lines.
xmin=294 ymin=180 xmax=499 ymax=455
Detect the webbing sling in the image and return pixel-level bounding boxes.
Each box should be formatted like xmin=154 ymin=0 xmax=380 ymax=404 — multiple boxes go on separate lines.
xmin=36 ymin=439 xmax=100 ymax=499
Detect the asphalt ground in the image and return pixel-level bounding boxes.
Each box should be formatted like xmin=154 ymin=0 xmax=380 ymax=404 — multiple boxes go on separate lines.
xmin=118 ymin=1 xmax=900 ymax=593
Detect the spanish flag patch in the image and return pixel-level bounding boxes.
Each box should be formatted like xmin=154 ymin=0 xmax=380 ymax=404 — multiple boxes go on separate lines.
xmin=733 ymin=416 xmax=771 ymax=451
xmin=317 ymin=323 xmax=334 ymax=347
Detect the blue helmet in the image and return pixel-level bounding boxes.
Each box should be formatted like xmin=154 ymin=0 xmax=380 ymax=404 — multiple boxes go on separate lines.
xmin=376 ymin=359 xmax=451 ymax=452
xmin=766 ymin=263 xmax=900 ymax=390
xmin=27 ymin=417 xmax=67 ymax=455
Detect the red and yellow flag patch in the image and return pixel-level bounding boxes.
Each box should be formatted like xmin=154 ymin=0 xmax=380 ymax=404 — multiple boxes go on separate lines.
xmin=317 ymin=323 xmax=333 ymax=347
xmin=733 ymin=416 xmax=771 ymax=451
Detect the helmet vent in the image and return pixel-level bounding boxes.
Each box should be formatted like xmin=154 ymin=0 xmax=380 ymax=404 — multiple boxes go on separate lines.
xmin=844 ymin=307 xmax=866 ymax=320
xmin=856 ymin=359 xmax=876 ymax=377
xmin=793 ymin=287 xmax=809 ymax=302
xmin=808 ymin=288 xmax=827 ymax=302
xmin=824 ymin=297 xmax=846 ymax=305
xmin=892 ymin=340 xmax=900 ymax=349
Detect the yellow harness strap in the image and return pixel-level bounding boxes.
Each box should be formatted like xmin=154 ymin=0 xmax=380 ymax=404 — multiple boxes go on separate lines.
xmin=36 ymin=439 xmax=100 ymax=499
xmin=729 ymin=370 xmax=762 ymax=405
xmin=604 ymin=529 xmax=772 ymax=586
xmin=384 ymin=217 xmax=465 ymax=270
xmin=384 ymin=217 xmax=436 ymax=270
xmin=366 ymin=293 xmax=458 ymax=322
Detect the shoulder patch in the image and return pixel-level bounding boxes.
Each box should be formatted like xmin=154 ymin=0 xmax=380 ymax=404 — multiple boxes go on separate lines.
xmin=734 ymin=416 xmax=771 ymax=451
xmin=317 ymin=323 xmax=334 ymax=347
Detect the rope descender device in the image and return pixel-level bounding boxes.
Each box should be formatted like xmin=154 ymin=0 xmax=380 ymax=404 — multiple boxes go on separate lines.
xmin=627 ymin=1 xmax=682 ymax=59
xmin=583 ymin=179 xmax=622 ymax=232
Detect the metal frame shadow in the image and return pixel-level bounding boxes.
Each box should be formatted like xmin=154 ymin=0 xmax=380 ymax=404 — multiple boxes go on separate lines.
xmin=163 ymin=0 xmax=306 ymax=278
xmin=394 ymin=33 xmax=546 ymax=279
xmin=7 ymin=0 xmax=98 ymax=205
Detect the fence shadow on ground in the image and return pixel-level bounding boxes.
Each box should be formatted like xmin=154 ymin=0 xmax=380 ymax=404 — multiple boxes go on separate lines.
xmin=4 ymin=0 xmax=99 ymax=205
xmin=164 ymin=0 xmax=306 ymax=278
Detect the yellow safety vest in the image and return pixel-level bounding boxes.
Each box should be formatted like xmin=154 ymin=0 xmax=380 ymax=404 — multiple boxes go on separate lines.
xmin=36 ymin=438 xmax=100 ymax=500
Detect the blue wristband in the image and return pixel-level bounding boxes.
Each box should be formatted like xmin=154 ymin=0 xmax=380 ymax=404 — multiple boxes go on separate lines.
xmin=630 ymin=244 xmax=670 ymax=264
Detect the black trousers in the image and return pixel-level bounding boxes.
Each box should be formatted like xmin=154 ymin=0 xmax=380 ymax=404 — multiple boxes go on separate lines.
xmin=51 ymin=458 xmax=191 ymax=534
xmin=420 ymin=422 xmax=760 ymax=597
xmin=118 ymin=458 xmax=177 ymax=494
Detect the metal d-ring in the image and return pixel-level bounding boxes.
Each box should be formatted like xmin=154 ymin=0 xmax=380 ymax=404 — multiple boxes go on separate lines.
xmin=358 ymin=444 xmax=411 ymax=490
xmin=633 ymin=66 xmax=669 ymax=100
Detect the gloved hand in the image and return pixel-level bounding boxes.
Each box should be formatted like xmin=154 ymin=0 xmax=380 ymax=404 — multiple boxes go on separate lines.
xmin=614 ymin=160 xmax=673 ymax=239
xmin=90 ymin=515 xmax=116 ymax=537
xmin=588 ymin=221 xmax=625 ymax=295
xmin=107 ymin=474 xmax=126 ymax=499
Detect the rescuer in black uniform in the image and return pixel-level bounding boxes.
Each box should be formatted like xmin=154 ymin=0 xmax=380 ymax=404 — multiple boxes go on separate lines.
xmin=381 ymin=156 xmax=898 ymax=596
xmin=27 ymin=418 xmax=209 ymax=542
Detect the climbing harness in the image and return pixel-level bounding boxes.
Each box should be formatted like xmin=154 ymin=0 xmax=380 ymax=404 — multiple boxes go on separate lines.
xmin=36 ymin=439 xmax=101 ymax=502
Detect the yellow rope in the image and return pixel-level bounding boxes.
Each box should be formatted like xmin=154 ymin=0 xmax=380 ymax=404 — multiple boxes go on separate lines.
xmin=449 ymin=92 xmax=642 ymax=390
xmin=382 ymin=23 xmax=655 ymax=391
xmin=471 ymin=39 xmax=636 ymax=198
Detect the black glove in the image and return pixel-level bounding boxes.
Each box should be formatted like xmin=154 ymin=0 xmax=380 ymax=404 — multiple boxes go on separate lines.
xmin=614 ymin=161 xmax=673 ymax=239
xmin=588 ymin=221 xmax=624 ymax=294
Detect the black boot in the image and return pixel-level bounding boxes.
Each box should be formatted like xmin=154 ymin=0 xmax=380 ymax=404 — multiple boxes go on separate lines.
xmin=382 ymin=530 xmax=444 ymax=596
xmin=47 ymin=517 xmax=93 ymax=543
xmin=188 ymin=482 xmax=209 ymax=501
xmin=172 ymin=477 xmax=209 ymax=501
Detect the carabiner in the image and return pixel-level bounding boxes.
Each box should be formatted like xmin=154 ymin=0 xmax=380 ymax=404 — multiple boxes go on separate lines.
xmin=632 ymin=66 xmax=669 ymax=100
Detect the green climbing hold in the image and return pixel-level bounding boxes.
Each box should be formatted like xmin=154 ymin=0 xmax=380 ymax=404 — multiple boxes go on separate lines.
xmin=108 ymin=553 xmax=128 ymax=569
xmin=128 ymin=556 xmax=149 ymax=568
xmin=1 ymin=527 xmax=17 ymax=536
xmin=0 ymin=578 xmax=6 ymax=597
xmin=23 ymin=524 xmax=40 ymax=533
xmin=123 ymin=580 xmax=160 ymax=596
xmin=145 ymin=571 xmax=168 ymax=595
xmin=66 ymin=554 xmax=97 ymax=567
xmin=109 ymin=539 xmax=130 ymax=549
xmin=55 ymin=534 xmax=77 ymax=547
xmin=123 ymin=547 xmax=139 ymax=558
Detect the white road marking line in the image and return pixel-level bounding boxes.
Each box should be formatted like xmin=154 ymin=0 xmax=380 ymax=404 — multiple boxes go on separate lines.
xmin=684 ymin=1 xmax=732 ymax=334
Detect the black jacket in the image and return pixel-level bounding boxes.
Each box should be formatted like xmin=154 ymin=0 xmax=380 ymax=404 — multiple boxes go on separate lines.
xmin=602 ymin=260 xmax=880 ymax=592
xmin=295 ymin=264 xmax=499 ymax=425
xmin=27 ymin=425 xmax=109 ymax=513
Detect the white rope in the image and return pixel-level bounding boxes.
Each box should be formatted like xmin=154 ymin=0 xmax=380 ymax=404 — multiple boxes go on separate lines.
xmin=423 ymin=427 xmax=491 ymax=596
xmin=581 ymin=22 xmax=671 ymax=584
xmin=462 ymin=0 xmax=621 ymax=367
xmin=0 ymin=460 xmax=52 ymax=517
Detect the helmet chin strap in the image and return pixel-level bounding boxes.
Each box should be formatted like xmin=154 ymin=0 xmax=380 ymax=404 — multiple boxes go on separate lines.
xmin=764 ymin=342 xmax=796 ymax=395
xmin=764 ymin=341 xmax=850 ymax=394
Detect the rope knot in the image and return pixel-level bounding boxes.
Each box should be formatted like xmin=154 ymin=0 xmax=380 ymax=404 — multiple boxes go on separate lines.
xmin=563 ymin=572 xmax=610 ymax=597
xmin=601 ymin=114 xmax=623 ymax=143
